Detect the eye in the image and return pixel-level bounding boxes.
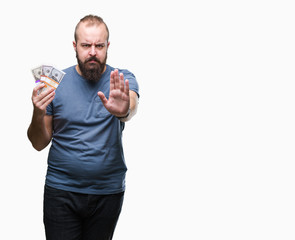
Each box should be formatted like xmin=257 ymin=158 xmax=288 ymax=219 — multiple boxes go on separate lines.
xmin=95 ymin=44 xmax=105 ymax=49
xmin=81 ymin=44 xmax=91 ymax=48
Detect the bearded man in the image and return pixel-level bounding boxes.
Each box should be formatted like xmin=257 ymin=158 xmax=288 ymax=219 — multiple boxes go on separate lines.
xmin=27 ymin=15 xmax=139 ymax=240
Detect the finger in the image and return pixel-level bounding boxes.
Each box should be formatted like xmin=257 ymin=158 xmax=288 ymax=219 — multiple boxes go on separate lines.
xmin=33 ymin=91 xmax=55 ymax=114
xmin=32 ymin=83 xmax=45 ymax=97
xmin=119 ymin=73 xmax=124 ymax=92
xmin=124 ymin=79 xmax=130 ymax=96
xmin=97 ymin=91 xmax=108 ymax=106
xmin=32 ymin=86 xmax=53 ymax=106
xmin=36 ymin=87 xmax=54 ymax=102
xmin=41 ymin=92 xmax=55 ymax=109
xmin=110 ymin=71 xmax=115 ymax=91
xmin=114 ymin=69 xmax=120 ymax=89
xmin=38 ymin=90 xmax=55 ymax=108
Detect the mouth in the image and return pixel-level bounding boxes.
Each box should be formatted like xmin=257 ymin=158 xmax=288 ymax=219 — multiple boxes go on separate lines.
xmin=86 ymin=60 xmax=98 ymax=64
xmin=86 ymin=57 xmax=99 ymax=64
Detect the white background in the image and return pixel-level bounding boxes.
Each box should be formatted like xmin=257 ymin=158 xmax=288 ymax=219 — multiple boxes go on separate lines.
xmin=0 ymin=0 xmax=295 ymax=239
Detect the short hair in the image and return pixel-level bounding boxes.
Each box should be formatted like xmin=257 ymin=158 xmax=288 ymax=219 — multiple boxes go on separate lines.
xmin=74 ymin=15 xmax=109 ymax=42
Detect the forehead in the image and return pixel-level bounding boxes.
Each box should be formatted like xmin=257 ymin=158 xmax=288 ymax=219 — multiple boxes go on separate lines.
xmin=76 ymin=22 xmax=108 ymax=43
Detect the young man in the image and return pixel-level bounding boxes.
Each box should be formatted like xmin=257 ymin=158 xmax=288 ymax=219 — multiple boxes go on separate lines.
xmin=27 ymin=15 xmax=139 ymax=240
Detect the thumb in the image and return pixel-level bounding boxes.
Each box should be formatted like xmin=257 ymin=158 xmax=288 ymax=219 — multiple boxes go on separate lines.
xmin=97 ymin=91 xmax=108 ymax=106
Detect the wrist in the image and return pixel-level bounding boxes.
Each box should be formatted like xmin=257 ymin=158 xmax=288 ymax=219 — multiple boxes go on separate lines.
xmin=116 ymin=108 xmax=130 ymax=120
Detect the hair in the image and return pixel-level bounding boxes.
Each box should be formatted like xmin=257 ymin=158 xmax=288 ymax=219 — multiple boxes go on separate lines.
xmin=74 ymin=15 xmax=109 ymax=42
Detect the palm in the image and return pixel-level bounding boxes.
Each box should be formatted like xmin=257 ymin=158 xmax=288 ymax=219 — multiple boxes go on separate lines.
xmin=97 ymin=69 xmax=130 ymax=117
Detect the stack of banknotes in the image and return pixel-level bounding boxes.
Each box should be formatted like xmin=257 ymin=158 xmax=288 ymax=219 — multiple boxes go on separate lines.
xmin=32 ymin=65 xmax=66 ymax=93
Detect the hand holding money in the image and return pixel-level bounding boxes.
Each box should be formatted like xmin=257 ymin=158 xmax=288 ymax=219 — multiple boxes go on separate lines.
xmin=32 ymin=65 xmax=66 ymax=93
xmin=31 ymin=83 xmax=55 ymax=117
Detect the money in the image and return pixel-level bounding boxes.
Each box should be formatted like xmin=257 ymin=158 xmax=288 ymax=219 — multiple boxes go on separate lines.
xmin=32 ymin=65 xmax=65 ymax=93
xmin=42 ymin=65 xmax=53 ymax=77
xmin=31 ymin=66 xmax=43 ymax=83
xmin=48 ymin=68 xmax=65 ymax=83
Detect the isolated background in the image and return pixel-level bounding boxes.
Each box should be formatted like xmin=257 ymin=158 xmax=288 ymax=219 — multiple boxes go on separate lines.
xmin=1 ymin=0 xmax=295 ymax=239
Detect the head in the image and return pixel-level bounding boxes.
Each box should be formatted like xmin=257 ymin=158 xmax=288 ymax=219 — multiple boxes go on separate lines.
xmin=73 ymin=15 xmax=110 ymax=82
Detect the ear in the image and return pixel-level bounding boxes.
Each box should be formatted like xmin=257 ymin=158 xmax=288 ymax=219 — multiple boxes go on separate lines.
xmin=73 ymin=41 xmax=77 ymax=51
xmin=107 ymin=41 xmax=110 ymax=50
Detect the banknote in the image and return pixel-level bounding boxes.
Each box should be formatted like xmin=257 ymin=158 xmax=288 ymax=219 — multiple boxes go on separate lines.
xmin=31 ymin=65 xmax=66 ymax=93
xmin=42 ymin=65 xmax=53 ymax=77
xmin=48 ymin=68 xmax=66 ymax=83
xmin=31 ymin=65 xmax=43 ymax=83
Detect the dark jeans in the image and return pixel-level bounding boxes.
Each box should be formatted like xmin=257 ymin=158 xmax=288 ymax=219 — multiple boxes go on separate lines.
xmin=43 ymin=185 xmax=124 ymax=240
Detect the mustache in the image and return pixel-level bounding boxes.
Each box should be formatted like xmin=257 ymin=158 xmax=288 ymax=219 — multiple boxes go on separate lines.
xmin=85 ymin=56 xmax=100 ymax=63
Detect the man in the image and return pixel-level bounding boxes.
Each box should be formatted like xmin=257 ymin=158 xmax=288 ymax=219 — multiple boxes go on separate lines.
xmin=27 ymin=15 xmax=139 ymax=240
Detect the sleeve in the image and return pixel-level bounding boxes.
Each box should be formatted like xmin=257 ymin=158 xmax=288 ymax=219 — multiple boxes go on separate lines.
xmin=121 ymin=69 xmax=140 ymax=98
xmin=46 ymin=102 xmax=53 ymax=116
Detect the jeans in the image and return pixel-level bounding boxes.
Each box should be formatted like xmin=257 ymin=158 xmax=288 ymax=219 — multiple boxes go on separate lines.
xmin=43 ymin=185 xmax=124 ymax=240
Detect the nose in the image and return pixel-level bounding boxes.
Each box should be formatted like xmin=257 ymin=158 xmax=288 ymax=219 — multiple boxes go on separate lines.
xmin=90 ymin=45 xmax=96 ymax=56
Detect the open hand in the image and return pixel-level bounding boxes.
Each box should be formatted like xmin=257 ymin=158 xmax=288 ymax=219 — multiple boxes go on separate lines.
xmin=97 ymin=69 xmax=130 ymax=117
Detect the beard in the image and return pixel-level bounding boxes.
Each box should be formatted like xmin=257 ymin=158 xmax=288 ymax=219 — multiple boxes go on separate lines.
xmin=76 ymin=52 xmax=107 ymax=82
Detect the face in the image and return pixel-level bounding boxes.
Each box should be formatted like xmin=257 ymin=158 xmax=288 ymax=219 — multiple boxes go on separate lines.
xmin=73 ymin=23 xmax=110 ymax=82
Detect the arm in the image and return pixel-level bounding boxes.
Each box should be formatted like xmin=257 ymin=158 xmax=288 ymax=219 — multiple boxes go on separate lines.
xmin=97 ymin=69 xmax=139 ymax=122
xmin=27 ymin=83 xmax=55 ymax=151
xmin=118 ymin=90 xmax=138 ymax=122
